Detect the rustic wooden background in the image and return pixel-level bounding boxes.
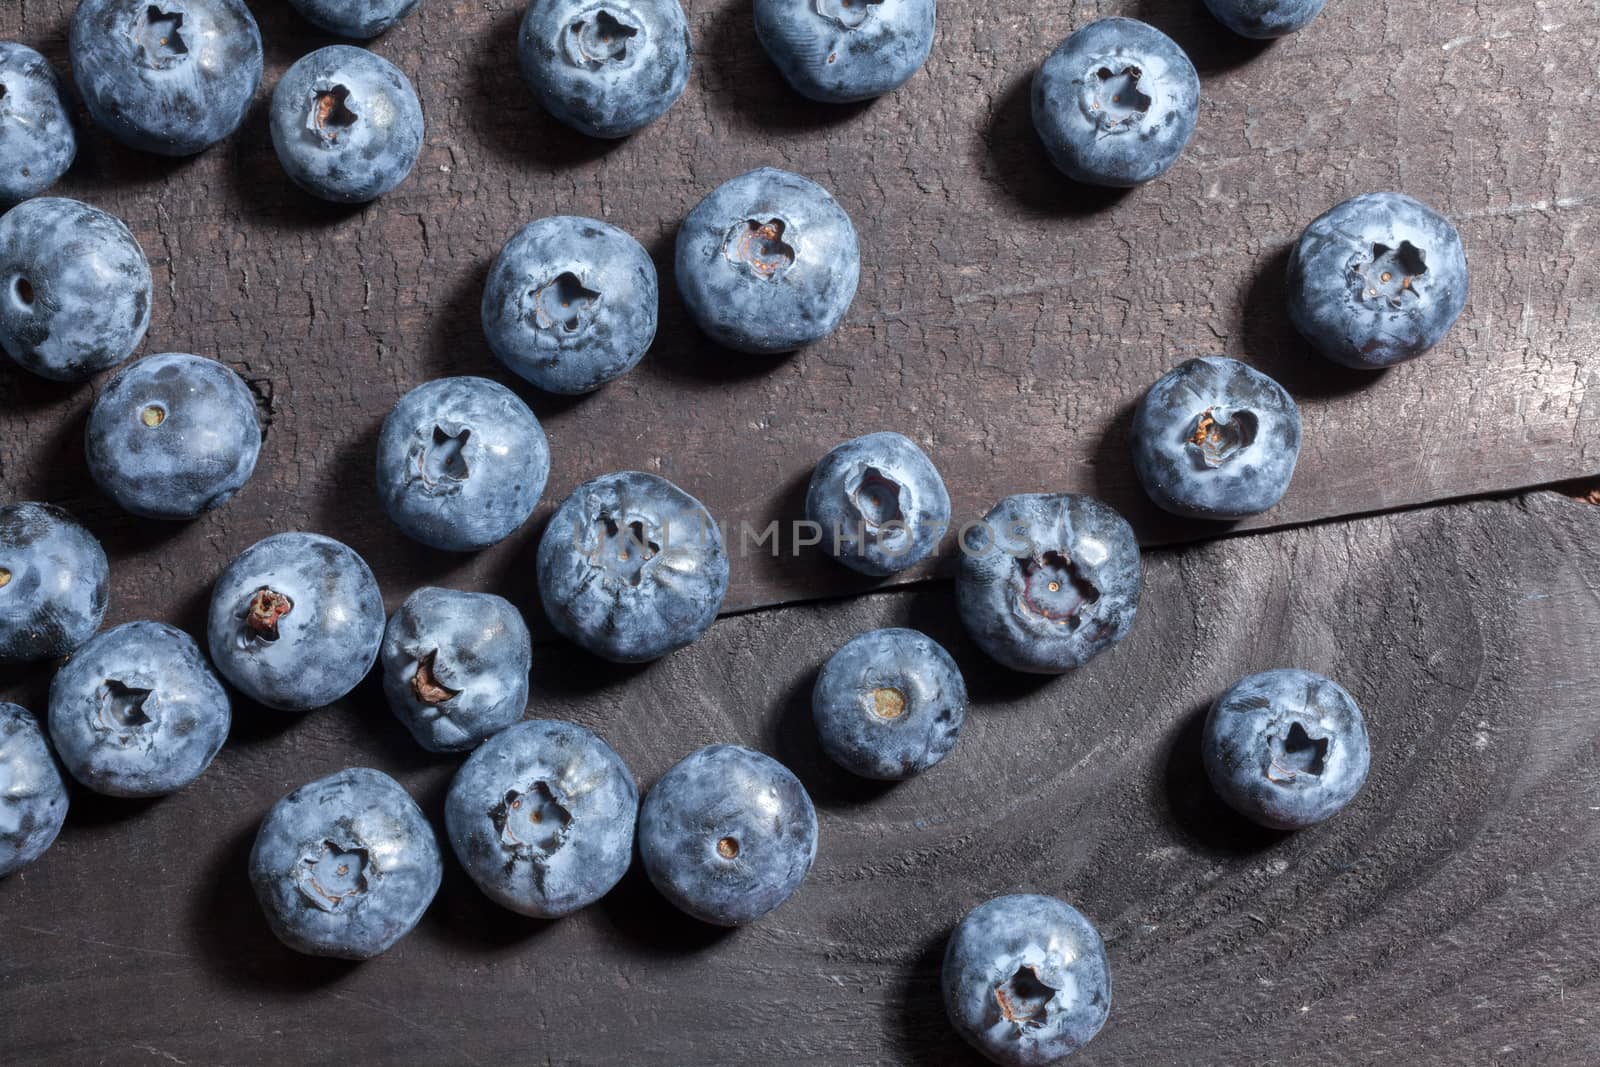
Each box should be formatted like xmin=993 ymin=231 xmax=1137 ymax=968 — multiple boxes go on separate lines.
xmin=2 ymin=0 xmax=1598 ymax=1061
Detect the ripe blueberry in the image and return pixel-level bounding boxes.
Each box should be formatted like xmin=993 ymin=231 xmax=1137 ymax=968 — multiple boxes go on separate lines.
xmin=1203 ymin=0 xmax=1327 ymax=38
xmin=445 ymin=719 xmax=638 ymax=917
xmin=1131 ymin=356 xmax=1301 ymax=520
xmin=957 ymin=493 xmax=1141 ymax=674
xmin=676 ymin=167 xmax=860 ymax=353
xmin=0 ymin=44 xmax=77 ymax=207
xmin=0 ymin=703 xmax=70 ymax=878
xmin=753 ymin=0 xmax=936 ymax=103
xmin=813 ymin=628 xmax=966 ymax=780
xmin=1203 ymin=668 xmax=1370 ymax=830
xmin=537 ymin=471 xmax=728 ymax=663
xmin=288 ymin=0 xmax=421 ymax=38
xmin=638 ymin=744 xmax=818 ymax=925
xmin=1032 ymin=17 xmax=1199 ymax=187
xmin=805 ymin=431 xmax=950 ymax=576
xmin=0 ymin=502 xmax=109 ymax=665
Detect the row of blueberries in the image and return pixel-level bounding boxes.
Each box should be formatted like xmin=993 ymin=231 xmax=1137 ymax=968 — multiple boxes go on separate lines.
xmin=5 ymin=0 xmax=1327 ymax=208
xmin=0 ymin=496 xmax=1370 ymax=1063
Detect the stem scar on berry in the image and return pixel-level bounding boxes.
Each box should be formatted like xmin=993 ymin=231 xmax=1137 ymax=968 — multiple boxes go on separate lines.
xmin=0 ymin=568 xmax=11 ymax=589
xmin=716 ymin=836 xmax=740 ymax=859
xmin=869 ymin=686 xmax=907 ymax=719
xmin=244 ymin=587 xmax=293 ymax=641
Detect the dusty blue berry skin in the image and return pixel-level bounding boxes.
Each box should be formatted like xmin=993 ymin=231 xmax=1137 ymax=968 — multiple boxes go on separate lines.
xmin=943 ymin=894 xmax=1112 ymax=1066
xmin=207 ymin=533 xmax=386 ymax=712
xmin=85 ymin=353 xmax=262 ymax=521
xmin=380 ymin=587 xmax=532 ymax=753
xmin=537 ymin=471 xmax=728 ymax=663
xmin=1287 ymin=192 xmax=1469 ymax=369
xmin=813 ymin=628 xmax=965 ymax=780
xmin=676 ymin=167 xmax=860 ymax=354
xmin=806 ymin=431 xmax=949 ymax=576
xmin=1032 ymin=17 xmax=1199 ymax=188
xmin=270 ymin=46 xmax=424 ymax=204
xmin=1203 ymin=668 xmax=1370 ymax=830
xmin=289 ymin=0 xmax=421 ymax=38
xmin=753 ymin=0 xmax=935 ymax=103
xmin=957 ymin=493 xmax=1141 ymax=674
xmin=0 ymin=503 xmax=109 ymax=665
xmin=518 ymin=0 xmax=692 ymax=138
xmin=1203 ymin=0 xmax=1326 ymax=38
xmin=376 ymin=376 xmax=550 ymax=552
xmin=1131 ymin=356 xmax=1301 ymax=520
xmin=482 ymin=217 xmax=658 ymax=395
xmin=445 ymin=719 xmax=637 ymax=917
xmin=0 ymin=45 xmax=78 ymax=207
xmin=70 ymin=0 xmax=263 ymax=156
xmin=48 ymin=621 xmax=230 ymax=798
xmin=0 ymin=197 xmax=152 ymax=382
xmin=638 ymin=744 xmax=817 ymax=926
xmin=250 ymin=767 xmax=442 ymax=959
xmin=0 ymin=703 xmax=69 ymax=878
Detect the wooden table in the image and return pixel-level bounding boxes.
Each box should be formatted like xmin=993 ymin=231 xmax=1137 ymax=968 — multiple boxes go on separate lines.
xmin=2 ymin=0 xmax=1597 ymax=1062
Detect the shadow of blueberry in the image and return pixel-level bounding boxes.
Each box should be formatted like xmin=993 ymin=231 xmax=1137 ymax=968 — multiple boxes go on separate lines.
xmin=887 ymin=926 xmax=991 ymax=1065
xmin=1162 ymin=701 xmax=1292 ymax=855
xmin=769 ymin=668 xmax=900 ymax=808
xmin=1130 ymin=0 xmax=1274 ymax=74
xmin=978 ymin=72 xmax=1132 ymax=218
xmin=591 ymin=839 xmax=738 ymax=956
xmin=1236 ymin=244 xmax=1384 ymax=399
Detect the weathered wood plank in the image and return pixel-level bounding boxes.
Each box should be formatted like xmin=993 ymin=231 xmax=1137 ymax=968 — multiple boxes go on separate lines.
xmin=0 ymin=1 xmax=1596 ymax=619
xmin=2 ymin=491 xmax=1597 ymax=1064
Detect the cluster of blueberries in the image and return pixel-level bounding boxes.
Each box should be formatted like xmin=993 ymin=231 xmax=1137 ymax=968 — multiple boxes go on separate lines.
xmin=0 ymin=0 xmax=1471 ymax=1061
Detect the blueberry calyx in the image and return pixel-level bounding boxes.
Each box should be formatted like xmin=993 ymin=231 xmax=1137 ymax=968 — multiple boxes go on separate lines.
xmin=1087 ymin=63 xmax=1151 ymax=129
xmin=244 ymin=587 xmax=293 ymax=642
xmin=1268 ymin=720 xmax=1330 ymax=782
xmin=1018 ymin=551 xmax=1100 ymax=624
xmin=589 ymin=514 xmax=659 ymax=586
xmin=409 ymin=650 xmax=461 ymax=706
xmin=95 ymin=679 xmax=155 ymax=732
xmin=418 ymin=425 xmax=472 ymax=488
xmin=133 ymin=6 xmax=190 ymax=69
xmin=994 ymin=964 xmax=1058 ymax=1029
xmin=849 ymin=466 xmax=904 ymax=532
xmin=490 ymin=781 xmax=572 ymax=858
xmin=296 ymin=839 xmax=371 ymax=912
xmin=1186 ymin=408 xmax=1258 ymax=469
xmin=564 ymin=9 xmax=640 ymax=70
xmin=1348 ymin=240 xmax=1428 ymax=310
xmin=531 ymin=272 xmax=601 ymax=333
xmin=308 ymin=85 xmax=359 ymax=145
xmin=726 ymin=219 xmax=796 ymax=282
xmin=715 ymin=835 xmax=740 ymax=859
xmin=868 ymin=686 xmax=907 ymax=719
xmin=13 ymin=277 xmax=35 ymax=307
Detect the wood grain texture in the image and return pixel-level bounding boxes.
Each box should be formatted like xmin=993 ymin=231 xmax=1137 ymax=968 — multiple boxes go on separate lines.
xmin=2 ymin=490 xmax=1598 ymax=1065
xmin=1 ymin=0 xmax=1597 ymax=619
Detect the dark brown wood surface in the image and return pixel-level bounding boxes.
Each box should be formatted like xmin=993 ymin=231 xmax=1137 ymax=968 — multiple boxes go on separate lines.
xmin=1 ymin=0 xmax=1597 ymax=617
xmin=3 ymin=490 xmax=1598 ymax=1065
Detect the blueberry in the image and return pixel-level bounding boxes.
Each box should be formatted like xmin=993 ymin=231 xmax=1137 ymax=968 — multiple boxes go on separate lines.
xmin=445 ymin=719 xmax=637 ymax=917
xmin=675 ymin=167 xmax=860 ymax=354
xmin=85 ymin=353 xmax=262 ymax=521
xmin=47 ymin=620 xmax=230 ymax=798
xmin=270 ymin=46 xmax=424 ymax=205
xmin=638 ymin=744 xmax=817 ymax=925
xmin=1203 ymin=0 xmax=1327 ymax=38
xmin=70 ymin=0 xmax=263 ymax=156
xmin=1287 ymin=192 xmax=1469 ymax=369
xmin=0 ymin=44 xmax=78 ymax=207
xmin=376 ymin=376 xmax=550 ymax=552
xmin=0 ymin=197 xmax=152 ymax=382
xmin=1203 ymin=668 xmax=1370 ymax=830
xmin=537 ymin=471 xmax=728 ymax=663
xmin=0 ymin=502 xmax=109 ymax=665
xmin=805 ymin=431 xmax=949 ymax=576
xmin=0 ymin=703 xmax=69 ymax=878
xmin=518 ymin=0 xmax=692 ymax=138
xmin=753 ymin=0 xmax=935 ymax=103
xmin=249 ymin=767 xmax=442 ymax=959
xmin=812 ymin=628 xmax=965 ymax=780
xmin=957 ymin=493 xmax=1141 ymax=674
xmin=1130 ymin=356 xmax=1301 ymax=520
xmin=1032 ymin=17 xmax=1199 ymax=188
xmin=288 ymin=0 xmax=421 ymax=38
xmin=380 ymin=587 xmax=532 ymax=753
xmin=942 ymin=894 xmax=1112 ymax=1065
xmin=206 ymin=533 xmax=386 ymax=711
xmin=482 ymin=216 xmax=658 ymax=395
